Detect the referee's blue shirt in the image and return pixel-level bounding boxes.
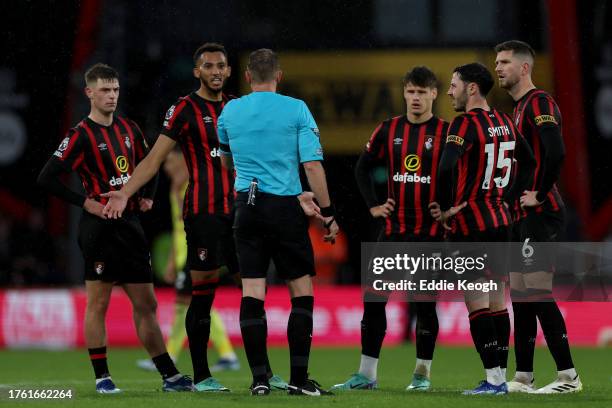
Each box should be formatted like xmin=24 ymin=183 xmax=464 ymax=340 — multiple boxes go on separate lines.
xmin=217 ymin=91 xmax=323 ymax=196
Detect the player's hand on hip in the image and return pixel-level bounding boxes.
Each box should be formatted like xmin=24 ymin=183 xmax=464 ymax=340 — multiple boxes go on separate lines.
xmin=298 ymin=191 xmax=322 ymax=219
xmin=429 ymin=201 xmax=466 ymax=230
xmin=138 ymin=198 xmax=154 ymax=212
xmin=369 ymin=198 xmax=395 ymax=218
xmin=100 ymin=190 xmax=128 ymax=219
xmin=323 ymin=217 xmax=339 ymax=244
xmin=520 ymin=190 xmax=542 ymax=208
xmin=83 ymin=198 xmax=107 ymax=219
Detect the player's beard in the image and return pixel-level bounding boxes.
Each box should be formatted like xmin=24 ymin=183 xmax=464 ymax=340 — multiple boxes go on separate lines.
xmin=453 ymin=92 xmax=467 ymax=112
xmin=202 ymin=77 xmax=225 ymax=97
xmin=499 ymin=74 xmax=519 ymax=90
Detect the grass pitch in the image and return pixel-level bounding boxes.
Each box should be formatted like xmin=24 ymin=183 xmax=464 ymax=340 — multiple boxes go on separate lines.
xmin=1 ymin=345 xmax=610 ymax=407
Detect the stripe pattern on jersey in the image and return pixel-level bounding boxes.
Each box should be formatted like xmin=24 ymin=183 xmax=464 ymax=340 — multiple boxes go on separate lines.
xmin=161 ymin=93 xmax=234 ymax=217
xmin=366 ymin=116 xmax=448 ymax=238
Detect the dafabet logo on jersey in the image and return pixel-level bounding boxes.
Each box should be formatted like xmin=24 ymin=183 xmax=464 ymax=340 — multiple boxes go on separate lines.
xmin=393 ymin=154 xmax=431 ymax=184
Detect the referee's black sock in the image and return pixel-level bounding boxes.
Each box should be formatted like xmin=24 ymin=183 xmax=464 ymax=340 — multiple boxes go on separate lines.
xmin=88 ymin=346 xmax=110 ymax=379
xmin=152 ymin=352 xmax=180 ymax=380
xmin=491 ymin=309 xmax=510 ymax=371
xmin=186 ymin=278 xmax=217 ymax=383
xmin=415 ymin=302 xmax=438 ymax=361
xmin=361 ymin=301 xmax=387 ymax=358
xmin=511 ymin=301 xmax=537 ymax=373
xmin=262 ymin=310 xmax=273 ymax=379
xmin=534 ymin=300 xmax=575 ymax=371
xmin=468 ymin=308 xmax=499 ymax=369
xmin=287 ymin=296 xmax=314 ymax=386
xmin=240 ymin=296 xmax=268 ymax=383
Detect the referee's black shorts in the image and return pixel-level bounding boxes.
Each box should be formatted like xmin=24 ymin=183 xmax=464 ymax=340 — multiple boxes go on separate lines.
xmin=233 ymin=192 xmax=315 ymax=281
xmin=184 ymin=213 xmax=239 ymax=275
xmin=78 ymin=211 xmax=152 ymax=283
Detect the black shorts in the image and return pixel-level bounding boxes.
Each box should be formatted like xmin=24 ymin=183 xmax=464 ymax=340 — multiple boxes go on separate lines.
xmin=184 ymin=213 xmax=239 ymax=274
xmin=511 ymin=209 xmax=564 ymax=272
xmin=175 ymin=269 xmax=192 ymax=296
xmin=78 ymin=211 xmax=152 ymax=283
xmin=449 ymin=226 xmax=511 ymax=282
xmin=233 ymin=192 xmax=315 ymax=281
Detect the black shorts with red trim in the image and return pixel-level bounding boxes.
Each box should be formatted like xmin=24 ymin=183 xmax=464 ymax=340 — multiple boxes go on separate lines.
xmin=233 ymin=192 xmax=315 ymax=281
xmin=184 ymin=213 xmax=239 ymax=274
xmin=78 ymin=211 xmax=152 ymax=283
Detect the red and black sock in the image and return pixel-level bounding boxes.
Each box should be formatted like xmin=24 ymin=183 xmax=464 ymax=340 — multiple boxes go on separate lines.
xmin=152 ymin=352 xmax=179 ymax=380
xmin=491 ymin=309 xmax=510 ymax=370
xmin=288 ymin=296 xmax=314 ymax=386
xmin=88 ymin=346 xmax=110 ymax=379
xmin=468 ymin=308 xmax=499 ymax=369
xmin=186 ymin=276 xmax=217 ymax=383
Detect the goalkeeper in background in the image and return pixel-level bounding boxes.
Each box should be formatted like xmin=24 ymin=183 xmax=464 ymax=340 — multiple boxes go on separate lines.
xmin=137 ymin=147 xmax=239 ymax=372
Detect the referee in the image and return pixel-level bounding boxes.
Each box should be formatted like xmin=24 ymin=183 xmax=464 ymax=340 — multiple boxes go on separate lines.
xmin=218 ymin=48 xmax=338 ymax=396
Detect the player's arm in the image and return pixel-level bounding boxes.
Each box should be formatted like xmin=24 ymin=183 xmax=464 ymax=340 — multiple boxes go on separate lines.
xmin=504 ymin=131 xmax=536 ymax=205
xmin=523 ymin=97 xmax=566 ymax=206
xmin=102 ymin=134 xmax=176 ymax=218
xmin=38 ymin=131 xmax=105 ymax=218
xmin=429 ymin=118 xmax=469 ymax=228
xmin=354 ymin=123 xmax=395 ymax=218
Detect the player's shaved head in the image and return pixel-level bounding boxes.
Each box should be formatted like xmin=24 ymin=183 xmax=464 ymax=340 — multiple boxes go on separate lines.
xmin=494 ymin=40 xmax=535 ymax=66
xmin=247 ymin=49 xmax=280 ymax=84
xmin=84 ymin=63 xmax=119 ymax=86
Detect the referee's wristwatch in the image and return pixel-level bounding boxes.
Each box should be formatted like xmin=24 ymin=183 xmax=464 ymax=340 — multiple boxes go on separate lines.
xmin=320 ymin=205 xmax=335 ymax=228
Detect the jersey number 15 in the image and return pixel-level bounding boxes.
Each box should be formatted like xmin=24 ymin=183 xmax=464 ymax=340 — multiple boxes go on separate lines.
xmin=482 ymin=141 xmax=515 ymax=190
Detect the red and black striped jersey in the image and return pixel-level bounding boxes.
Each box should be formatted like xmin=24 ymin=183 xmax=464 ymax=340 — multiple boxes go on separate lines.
xmin=444 ymin=108 xmax=519 ymax=235
xmin=365 ymin=115 xmax=448 ymax=238
xmin=162 ymin=92 xmax=235 ymax=217
xmin=512 ymin=89 xmax=565 ymax=219
xmin=51 ymin=116 xmax=150 ymax=211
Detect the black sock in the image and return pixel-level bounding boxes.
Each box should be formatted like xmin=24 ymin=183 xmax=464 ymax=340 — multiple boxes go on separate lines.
xmin=361 ymin=301 xmax=387 ymax=358
xmin=240 ymin=296 xmax=268 ymax=383
xmin=468 ymin=308 xmax=499 ymax=369
xmin=511 ymin=301 xmax=537 ymax=372
xmin=152 ymin=352 xmax=179 ymax=379
xmin=534 ymin=301 xmax=575 ymax=371
xmin=262 ymin=310 xmax=273 ymax=379
xmin=288 ymin=296 xmax=314 ymax=386
xmin=415 ymin=302 xmax=438 ymax=360
xmin=88 ymin=346 xmax=110 ymax=379
xmin=491 ymin=309 xmax=510 ymax=370
xmin=186 ymin=278 xmax=217 ymax=383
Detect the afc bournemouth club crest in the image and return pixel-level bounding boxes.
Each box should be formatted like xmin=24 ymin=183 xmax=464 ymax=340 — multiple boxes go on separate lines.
xmin=94 ymin=262 xmax=105 ymax=275
xmin=198 ymin=248 xmax=208 ymax=261
xmin=425 ymin=137 xmax=433 ymax=151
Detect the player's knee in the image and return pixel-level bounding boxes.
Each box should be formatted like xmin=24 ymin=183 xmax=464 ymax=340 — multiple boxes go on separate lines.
xmin=87 ymin=297 xmax=110 ymax=315
xmin=133 ymin=298 xmax=158 ymax=317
